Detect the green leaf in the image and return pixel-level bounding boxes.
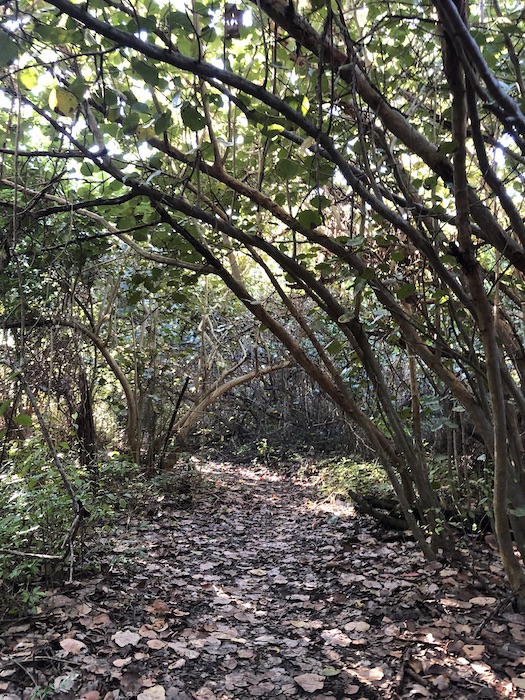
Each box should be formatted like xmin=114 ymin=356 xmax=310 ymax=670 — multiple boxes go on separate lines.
xmin=438 ymin=139 xmax=459 ymax=155
xmin=80 ymin=162 xmax=94 ymax=177
xmin=304 ymin=155 xmax=334 ymax=184
xmin=155 ymin=110 xmax=172 ymax=134
xmin=166 ymin=9 xmax=195 ymax=32
xmin=396 ymin=282 xmax=416 ymax=300
xmin=510 ymin=506 xmax=525 ymax=518
xmin=309 ymin=194 xmax=331 ymax=209
xmin=322 ymin=667 xmax=341 ymax=677
xmin=0 ymin=34 xmax=19 ymax=65
xmin=131 ymin=102 xmax=151 ymax=115
xmin=132 ymin=228 xmax=148 ymax=242
xmin=0 ymin=399 xmax=10 ymax=417
xmin=275 ymin=158 xmax=301 ymax=179
xmin=297 ymin=209 xmax=322 ymax=228
xmin=181 ymin=104 xmax=206 ymax=131
xmin=131 ymin=58 xmax=160 ymax=87
xmin=34 ymin=24 xmax=74 ymax=44
xmin=347 ymin=235 xmax=364 ymax=248
xmin=68 ymin=77 xmax=89 ymax=100
xmin=359 ymin=268 xmax=375 ymax=281
xmin=178 ymin=34 xmax=200 ymax=58
xmin=14 ymin=414 xmax=32 ymax=426
xmin=326 ymin=339 xmax=346 ymax=354
xmin=144 ymin=277 xmax=158 ymax=292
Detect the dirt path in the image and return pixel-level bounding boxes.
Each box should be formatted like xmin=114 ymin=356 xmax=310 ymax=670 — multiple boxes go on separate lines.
xmin=1 ymin=456 xmax=525 ymax=699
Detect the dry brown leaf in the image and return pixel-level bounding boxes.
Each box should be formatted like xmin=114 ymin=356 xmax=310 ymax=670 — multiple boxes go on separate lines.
xmin=59 ymin=638 xmax=87 ymax=655
xmin=137 ymin=686 xmax=166 ymax=700
xmin=439 ymin=598 xmax=472 ymax=609
xmin=432 ymin=674 xmax=450 ymax=690
xmin=113 ymin=657 xmax=132 ymax=668
xmin=144 ymin=599 xmax=170 ymax=615
xmin=167 ymin=642 xmax=200 ymax=659
xmin=147 ymin=639 xmax=167 ymax=650
xmin=462 ymin=644 xmax=485 ymax=660
xmin=80 ymin=613 xmax=112 ymax=629
xmin=321 ymin=628 xmax=352 ymax=647
xmin=237 ymin=649 xmax=254 ymax=659
xmin=407 ymin=684 xmax=431 ymax=696
xmin=192 ymin=688 xmax=217 ymax=699
xmin=344 ymin=620 xmax=371 ymax=632
xmin=112 ymin=630 xmax=141 ymax=647
xmin=294 ymin=673 xmax=325 ymax=693
xmin=469 ymin=596 xmax=497 ymax=606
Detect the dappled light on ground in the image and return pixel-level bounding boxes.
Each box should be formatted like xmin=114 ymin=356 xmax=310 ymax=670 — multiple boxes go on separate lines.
xmin=1 ymin=455 xmax=524 ymax=699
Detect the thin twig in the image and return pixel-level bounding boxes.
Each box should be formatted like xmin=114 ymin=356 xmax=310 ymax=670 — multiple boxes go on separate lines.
xmin=473 ymin=590 xmax=516 ymax=638
xmin=0 ymin=548 xmax=62 ymax=560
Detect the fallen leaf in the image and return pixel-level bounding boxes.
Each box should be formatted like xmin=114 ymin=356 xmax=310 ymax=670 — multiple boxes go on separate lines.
xmin=462 ymin=644 xmax=485 ymax=660
xmin=408 ymin=684 xmax=431 ymax=696
xmin=147 ymin=639 xmax=166 ymax=650
xmin=60 ymin=638 xmax=87 ymax=655
xmin=113 ymin=657 xmax=132 ymax=668
xmin=192 ymin=688 xmax=217 ymax=699
xmin=137 ymin=686 xmax=166 ymax=700
xmin=144 ymin=599 xmax=169 ymax=615
xmin=321 ymin=628 xmax=352 ymax=647
xmin=469 ymin=596 xmax=497 ymax=606
xmin=344 ymin=685 xmax=360 ymax=695
xmin=139 ymin=625 xmax=158 ymax=639
xmin=512 ymin=678 xmax=525 ymax=689
xmin=112 ymin=630 xmax=141 ymax=647
xmin=432 ymin=674 xmax=450 ymax=690
xmin=294 ymin=673 xmax=325 ymax=693
xmin=356 ymin=666 xmax=384 ymax=682
xmin=344 ymin=620 xmax=370 ymax=632
xmin=54 ymin=672 xmax=79 ymax=691
xmin=321 ymin=666 xmax=341 ymax=676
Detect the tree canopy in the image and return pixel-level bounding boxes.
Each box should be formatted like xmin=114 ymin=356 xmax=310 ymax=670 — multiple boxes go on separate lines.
xmin=2 ymin=0 xmax=525 ymax=603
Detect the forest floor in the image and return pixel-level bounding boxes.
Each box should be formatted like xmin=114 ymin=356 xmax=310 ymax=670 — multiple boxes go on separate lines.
xmin=2 ymin=453 xmax=525 ymax=700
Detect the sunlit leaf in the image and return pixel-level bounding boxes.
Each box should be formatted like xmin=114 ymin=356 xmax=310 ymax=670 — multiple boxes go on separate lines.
xmin=49 ymin=87 xmax=79 ymax=116
xmin=18 ymin=68 xmax=39 ymax=89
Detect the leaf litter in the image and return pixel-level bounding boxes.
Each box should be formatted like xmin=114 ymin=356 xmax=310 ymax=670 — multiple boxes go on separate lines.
xmin=1 ymin=454 xmax=525 ymax=699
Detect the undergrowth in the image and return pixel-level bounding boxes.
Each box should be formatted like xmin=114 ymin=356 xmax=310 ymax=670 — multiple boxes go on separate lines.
xmin=312 ymin=456 xmax=393 ymax=501
xmin=0 ymin=440 xmax=203 ymax=617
